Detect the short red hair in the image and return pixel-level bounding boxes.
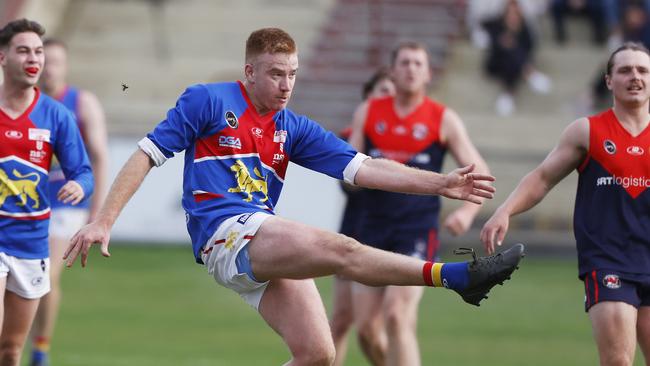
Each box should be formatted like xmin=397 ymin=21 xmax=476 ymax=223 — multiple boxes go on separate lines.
xmin=245 ymin=28 xmax=296 ymax=63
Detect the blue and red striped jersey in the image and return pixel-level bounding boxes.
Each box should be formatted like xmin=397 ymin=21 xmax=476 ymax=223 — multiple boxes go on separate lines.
xmin=574 ymin=109 xmax=650 ymax=277
xmin=139 ymin=82 xmax=363 ymax=263
xmin=0 ymin=87 xmax=93 ymax=259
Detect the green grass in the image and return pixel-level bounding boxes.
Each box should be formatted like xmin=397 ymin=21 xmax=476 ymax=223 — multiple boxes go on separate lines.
xmin=23 ymin=245 xmax=644 ymax=365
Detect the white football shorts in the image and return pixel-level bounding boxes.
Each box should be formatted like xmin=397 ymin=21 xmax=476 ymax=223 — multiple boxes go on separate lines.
xmin=49 ymin=208 xmax=89 ymax=239
xmin=201 ymin=212 xmax=271 ymax=310
xmin=0 ymin=252 xmax=50 ymax=299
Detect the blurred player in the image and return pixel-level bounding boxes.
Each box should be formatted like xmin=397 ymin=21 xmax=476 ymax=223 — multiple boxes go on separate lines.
xmin=347 ymin=41 xmax=492 ymax=366
xmin=481 ymin=42 xmax=650 ymax=366
xmin=0 ymin=19 xmax=93 ymax=366
xmin=29 ymin=38 xmax=108 ymax=366
xmin=330 ymin=68 xmax=394 ymax=366
xmin=65 ymin=28 xmax=523 ymax=365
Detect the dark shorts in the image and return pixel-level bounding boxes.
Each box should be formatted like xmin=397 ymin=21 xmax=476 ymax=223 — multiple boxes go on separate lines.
xmin=582 ymin=270 xmax=650 ymax=312
xmin=358 ymin=224 xmax=440 ymax=261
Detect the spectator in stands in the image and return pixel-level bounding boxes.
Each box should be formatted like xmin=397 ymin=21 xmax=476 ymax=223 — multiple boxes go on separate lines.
xmin=482 ymin=0 xmax=552 ymax=116
xmin=550 ymin=0 xmax=608 ymax=45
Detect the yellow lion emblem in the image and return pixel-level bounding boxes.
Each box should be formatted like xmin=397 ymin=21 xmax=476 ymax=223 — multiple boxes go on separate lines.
xmin=0 ymin=168 xmax=41 ymax=209
xmin=228 ymin=160 xmax=269 ymax=203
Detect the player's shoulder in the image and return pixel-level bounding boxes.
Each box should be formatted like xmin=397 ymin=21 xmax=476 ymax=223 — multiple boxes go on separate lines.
xmin=423 ymin=96 xmax=447 ymax=111
xmin=36 ymin=91 xmax=73 ymax=117
xmin=199 ymin=81 xmax=241 ymax=98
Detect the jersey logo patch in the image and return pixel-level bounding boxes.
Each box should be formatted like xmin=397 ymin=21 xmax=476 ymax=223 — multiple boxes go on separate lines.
xmin=219 ymin=136 xmax=242 ymax=149
xmin=251 ymin=127 xmax=263 ymax=138
xmin=273 ymin=130 xmax=287 ymax=143
xmin=227 ymin=160 xmax=269 ymax=203
xmin=604 ymin=140 xmax=616 ymax=155
xmin=28 ymin=128 xmax=50 ymax=143
xmin=4 ymin=130 xmax=22 ymax=140
xmin=225 ymin=111 xmax=239 ymax=129
xmin=626 ymin=145 xmax=644 ymax=156
xmin=0 ymin=168 xmax=41 ymax=209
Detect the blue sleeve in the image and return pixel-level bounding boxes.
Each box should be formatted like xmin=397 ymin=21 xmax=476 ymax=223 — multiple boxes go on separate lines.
xmin=289 ymin=116 xmax=358 ymax=180
xmin=145 ymin=84 xmax=219 ymax=161
xmin=53 ymin=109 xmax=94 ymax=197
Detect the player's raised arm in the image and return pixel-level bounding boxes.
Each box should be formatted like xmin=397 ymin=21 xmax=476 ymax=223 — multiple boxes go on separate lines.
xmin=64 ymin=149 xmax=154 ymax=267
xmin=354 ymin=158 xmax=495 ymax=204
xmin=480 ymin=117 xmax=589 ymax=254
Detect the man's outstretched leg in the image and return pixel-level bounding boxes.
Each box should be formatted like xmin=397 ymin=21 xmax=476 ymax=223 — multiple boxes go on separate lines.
xmin=248 ymin=216 xmax=524 ymax=306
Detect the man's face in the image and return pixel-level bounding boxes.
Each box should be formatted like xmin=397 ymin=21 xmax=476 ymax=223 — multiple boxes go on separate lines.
xmin=606 ymin=49 xmax=650 ymax=107
xmin=391 ymin=48 xmax=431 ymax=94
xmin=41 ymin=43 xmax=67 ymax=89
xmin=0 ymin=32 xmax=44 ymax=88
xmin=245 ymin=52 xmax=298 ymax=113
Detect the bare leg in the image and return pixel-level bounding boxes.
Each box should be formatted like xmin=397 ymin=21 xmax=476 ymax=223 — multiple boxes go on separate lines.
xmin=636 ymin=306 xmax=650 ymax=365
xmin=383 ymin=286 xmax=423 ymax=366
xmin=32 ymin=234 xmax=67 ymax=344
xmin=330 ymin=277 xmax=353 ymax=366
xmin=248 ymin=217 xmax=425 ymax=286
xmin=589 ymin=301 xmax=637 ymax=366
xmin=0 ymin=291 xmax=40 ymax=366
xmin=351 ymin=283 xmax=386 ymax=366
xmin=259 ymin=279 xmax=335 ymax=366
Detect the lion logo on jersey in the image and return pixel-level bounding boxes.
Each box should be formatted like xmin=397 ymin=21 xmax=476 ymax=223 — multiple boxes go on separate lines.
xmin=228 ymin=160 xmax=269 ymax=203
xmin=0 ymin=168 xmax=41 ymax=209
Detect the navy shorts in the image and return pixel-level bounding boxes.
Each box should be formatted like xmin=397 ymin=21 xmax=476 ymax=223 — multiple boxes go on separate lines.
xmin=582 ymin=270 xmax=650 ymax=312
xmin=358 ymin=223 xmax=439 ymax=261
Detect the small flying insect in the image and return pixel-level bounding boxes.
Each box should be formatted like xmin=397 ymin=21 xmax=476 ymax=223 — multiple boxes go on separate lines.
xmin=122 ymin=83 xmax=129 ymax=92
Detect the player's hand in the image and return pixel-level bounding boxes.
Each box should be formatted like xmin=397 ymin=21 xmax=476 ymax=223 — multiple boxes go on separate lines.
xmin=480 ymin=210 xmax=510 ymax=255
xmin=439 ymin=164 xmax=495 ymax=204
xmin=64 ymin=220 xmax=111 ymax=268
xmin=57 ymin=180 xmax=85 ymax=205
xmin=443 ymin=207 xmax=475 ymax=236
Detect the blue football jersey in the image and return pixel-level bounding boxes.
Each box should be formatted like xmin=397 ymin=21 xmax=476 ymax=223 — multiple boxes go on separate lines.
xmin=0 ymin=88 xmax=93 ymax=259
xmin=139 ymin=81 xmax=364 ymax=263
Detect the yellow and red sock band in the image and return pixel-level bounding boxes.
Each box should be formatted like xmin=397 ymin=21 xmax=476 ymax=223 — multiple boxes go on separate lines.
xmin=33 ymin=336 xmax=50 ymax=352
xmin=423 ymin=262 xmax=445 ymax=287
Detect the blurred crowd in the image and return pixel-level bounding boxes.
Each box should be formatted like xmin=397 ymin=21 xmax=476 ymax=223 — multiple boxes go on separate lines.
xmin=467 ymin=0 xmax=650 ymax=116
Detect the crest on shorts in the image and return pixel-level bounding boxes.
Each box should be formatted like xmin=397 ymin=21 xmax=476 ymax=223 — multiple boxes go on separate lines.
xmin=225 ymin=111 xmax=239 ymax=129
xmin=225 ymin=231 xmax=239 ymax=250
xmin=603 ymin=274 xmax=621 ymax=289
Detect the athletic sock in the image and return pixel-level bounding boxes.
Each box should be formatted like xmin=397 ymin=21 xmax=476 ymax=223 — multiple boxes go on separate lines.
xmin=422 ymin=261 xmax=469 ymax=290
xmin=33 ymin=336 xmax=50 ymax=352
xmin=31 ymin=336 xmax=50 ymax=362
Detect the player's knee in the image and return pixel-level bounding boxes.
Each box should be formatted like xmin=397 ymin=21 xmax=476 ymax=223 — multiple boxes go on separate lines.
xmin=384 ymin=305 xmax=414 ymax=335
xmin=357 ymin=325 xmax=383 ymax=355
xmin=332 ymin=235 xmax=363 ymax=267
xmin=600 ymin=351 xmax=634 ymax=366
xmin=330 ymin=314 xmax=352 ymax=339
xmin=294 ymin=340 xmax=336 ymax=366
xmin=0 ymin=341 xmax=22 ymax=364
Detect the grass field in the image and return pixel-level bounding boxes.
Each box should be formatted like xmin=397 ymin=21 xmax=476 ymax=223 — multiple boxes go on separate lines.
xmin=27 ymin=244 xmax=644 ymax=366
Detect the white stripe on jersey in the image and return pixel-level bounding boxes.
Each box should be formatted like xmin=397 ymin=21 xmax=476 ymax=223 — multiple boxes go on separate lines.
xmin=0 ymin=207 xmax=50 ymax=218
